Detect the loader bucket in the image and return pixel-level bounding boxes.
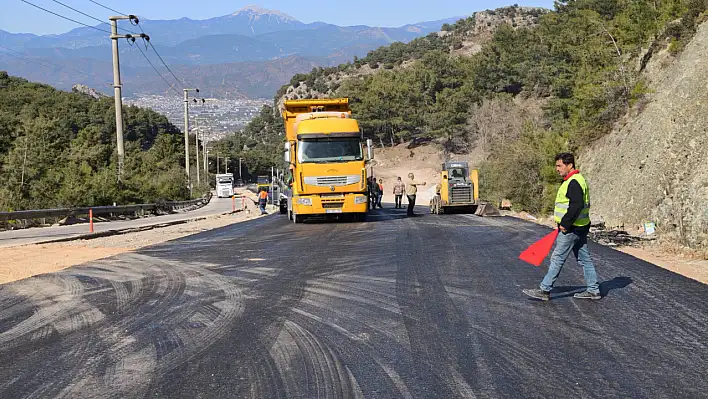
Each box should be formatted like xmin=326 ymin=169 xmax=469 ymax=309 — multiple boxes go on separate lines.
xmin=474 ymin=202 xmax=501 ymax=217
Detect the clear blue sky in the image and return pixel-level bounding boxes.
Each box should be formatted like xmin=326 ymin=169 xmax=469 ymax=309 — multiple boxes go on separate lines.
xmin=2 ymin=0 xmax=556 ymax=35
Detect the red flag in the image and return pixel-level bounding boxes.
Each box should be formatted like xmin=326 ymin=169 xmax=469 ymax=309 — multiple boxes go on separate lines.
xmin=519 ymin=230 xmax=559 ymax=266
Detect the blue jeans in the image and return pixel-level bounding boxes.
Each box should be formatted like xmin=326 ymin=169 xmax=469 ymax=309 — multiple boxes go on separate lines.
xmin=541 ymin=229 xmax=599 ymax=294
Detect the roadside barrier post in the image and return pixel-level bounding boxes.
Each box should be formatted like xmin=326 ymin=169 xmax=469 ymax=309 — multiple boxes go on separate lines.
xmin=89 ymin=209 xmax=94 ymax=233
xmin=232 ymin=195 xmax=236 ymax=212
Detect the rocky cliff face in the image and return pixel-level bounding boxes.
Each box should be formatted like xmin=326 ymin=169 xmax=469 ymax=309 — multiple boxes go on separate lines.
xmin=72 ymin=84 xmax=106 ymax=99
xmin=581 ymin=22 xmax=708 ymax=249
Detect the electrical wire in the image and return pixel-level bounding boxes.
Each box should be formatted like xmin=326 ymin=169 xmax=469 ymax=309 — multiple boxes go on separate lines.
xmin=146 ymin=40 xmax=187 ymax=90
xmin=22 ymin=0 xmax=194 ymax=96
xmin=50 ymin=0 xmax=139 ymax=34
xmin=19 ymin=0 xmax=111 ymax=34
xmin=134 ymin=41 xmax=181 ymax=96
xmin=87 ymin=1 xmax=190 ymax=90
xmin=87 ymin=0 xmax=124 ymax=16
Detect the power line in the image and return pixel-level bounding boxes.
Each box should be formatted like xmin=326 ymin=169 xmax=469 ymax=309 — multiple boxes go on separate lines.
xmin=86 ymin=1 xmax=190 ymax=90
xmin=146 ymin=40 xmax=187 ymax=90
xmin=19 ymin=0 xmax=111 ymax=34
xmin=50 ymin=0 xmax=139 ymax=35
xmin=87 ymin=0 xmax=124 ymax=16
xmin=50 ymin=0 xmax=109 ymax=28
xmin=22 ymin=0 xmax=191 ymax=95
xmin=133 ymin=42 xmax=181 ymax=96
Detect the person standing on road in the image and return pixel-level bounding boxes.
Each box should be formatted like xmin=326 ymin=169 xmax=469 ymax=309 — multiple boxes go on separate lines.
xmin=258 ymin=188 xmax=269 ymax=215
xmin=523 ymin=153 xmax=601 ymax=301
xmin=405 ymin=173 xmax=426 ymax=216
xmin=368 ymin=176 xmax=380 ymax=210
xmin=393 ymin=177 xmax=405 ymax=209
xmin=377 ymin=179 xmax=384 ymax=209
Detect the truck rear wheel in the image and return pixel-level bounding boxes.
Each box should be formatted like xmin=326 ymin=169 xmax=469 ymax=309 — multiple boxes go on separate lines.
xmin=293 ymin=214 xmax=303 ymax=224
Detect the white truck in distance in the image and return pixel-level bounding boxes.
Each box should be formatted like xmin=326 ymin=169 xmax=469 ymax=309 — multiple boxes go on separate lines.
xmin=216 ymin=174 xmax=234 ymax=198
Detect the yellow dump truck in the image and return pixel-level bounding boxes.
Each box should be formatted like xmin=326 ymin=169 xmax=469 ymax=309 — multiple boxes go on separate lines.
xmin=282 ymin=98 xmax=373 ymax=223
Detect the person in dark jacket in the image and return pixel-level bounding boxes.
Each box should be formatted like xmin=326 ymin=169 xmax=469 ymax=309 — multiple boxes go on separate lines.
xmin=523 ymin=153 xmax=601 ymax=301
xmin=368 ymin=176 xmax=380 ymax=209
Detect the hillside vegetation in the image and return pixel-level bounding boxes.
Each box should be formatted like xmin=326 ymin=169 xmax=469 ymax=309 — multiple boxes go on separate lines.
xmin=0 ymin=72 xmax=193 ymax=211
xmin=272 ymin=1 xmax=707 ymax=211
xmin=219 ymin=1 xmax=708 ymax=247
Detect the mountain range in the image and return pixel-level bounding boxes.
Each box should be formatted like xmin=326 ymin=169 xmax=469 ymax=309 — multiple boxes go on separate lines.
xmin=0 ymin=5 xmax=464 ymax=98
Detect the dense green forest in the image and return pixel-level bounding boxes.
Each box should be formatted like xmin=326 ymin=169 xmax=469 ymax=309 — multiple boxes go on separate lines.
xmin=0 ymin=72 xmax=195 ymax=211
xmin=249 ymin=0 xmax=707 ymax=213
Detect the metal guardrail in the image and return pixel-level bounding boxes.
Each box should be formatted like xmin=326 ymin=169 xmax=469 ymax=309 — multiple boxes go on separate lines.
xmin=0 ymin=192 xmax=212 ymax=223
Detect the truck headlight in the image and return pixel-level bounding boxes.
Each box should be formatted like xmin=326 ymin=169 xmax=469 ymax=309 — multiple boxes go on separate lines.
xmin=354 ymin=196 xmax=367 ymax=204
xmin=296 ymin=197 xmax=312 ymax=206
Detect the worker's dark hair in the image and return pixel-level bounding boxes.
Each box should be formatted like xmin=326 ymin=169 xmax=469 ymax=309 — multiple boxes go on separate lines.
xmin=555 ymin=152 xmax=575 ymax=168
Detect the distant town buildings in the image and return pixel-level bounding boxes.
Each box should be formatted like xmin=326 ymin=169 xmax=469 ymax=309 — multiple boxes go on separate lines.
xmin=125 ymin=95 xmax=270 ymax=142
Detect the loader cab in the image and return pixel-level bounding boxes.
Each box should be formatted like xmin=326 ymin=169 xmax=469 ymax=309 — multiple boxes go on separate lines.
xmin=442 ymin=162 xmax=475 ymax=205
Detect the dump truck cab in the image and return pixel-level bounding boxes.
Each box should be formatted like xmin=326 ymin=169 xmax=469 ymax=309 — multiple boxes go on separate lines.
xmin=282 ymin=98 xmax=373 ymax=223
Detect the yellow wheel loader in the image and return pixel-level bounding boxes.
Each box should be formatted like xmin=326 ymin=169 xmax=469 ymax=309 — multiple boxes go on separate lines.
xmin=429 ymin=162 xmax=499 ymax=216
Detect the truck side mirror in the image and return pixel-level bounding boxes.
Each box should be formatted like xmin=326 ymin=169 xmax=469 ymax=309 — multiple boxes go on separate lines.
xmin=284 ymin=142 xmax=290 ymax=164
xmin=366 ymin=139 xmax=374 ymax=160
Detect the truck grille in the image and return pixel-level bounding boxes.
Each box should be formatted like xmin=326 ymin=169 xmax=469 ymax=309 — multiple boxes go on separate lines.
xmin=322 ymin=202 xmax=344 ymax=209
xmin=450 ymin=187 xmax=472 ymax=204
xmin=304 ymin=175 xmax=360 ymax=186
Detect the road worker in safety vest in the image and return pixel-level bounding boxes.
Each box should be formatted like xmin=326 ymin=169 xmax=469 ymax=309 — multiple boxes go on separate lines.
xmin=523 ymin=152 xmax=601 ymax=301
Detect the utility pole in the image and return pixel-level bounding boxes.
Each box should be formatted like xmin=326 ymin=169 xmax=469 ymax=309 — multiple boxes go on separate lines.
xmin=225 ymin=157 xmax=230 ymax=174
xmin=194 ymin=126 xmax=200 ymax=187
xmin=203 ymin=141 xmax=208 ymax=176
xmin=109 ymin=15 xmax=146 ymax=182
xmin=216 ymin=155 xmax=220 ymax=174
xmin=183 ymin=88 xmax=199 ymax=195
xmin=239 ymin=157 xmax=242 ymax=181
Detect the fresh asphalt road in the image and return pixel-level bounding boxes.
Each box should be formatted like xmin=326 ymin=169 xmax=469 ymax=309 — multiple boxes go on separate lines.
xmin=0 ymin=206 xmax=706 ymax=398
xmin=0 ymin=196 xmax=242 ymax=248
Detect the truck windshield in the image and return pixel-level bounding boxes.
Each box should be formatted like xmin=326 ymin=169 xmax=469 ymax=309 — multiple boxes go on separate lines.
xmin=217 ymin=179 xmax=232 ymax=184
xmin=297 ymin=137 xmax=363 ymax=163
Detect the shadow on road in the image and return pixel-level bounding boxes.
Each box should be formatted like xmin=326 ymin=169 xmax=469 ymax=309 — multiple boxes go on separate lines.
xmin=291 ymin=207 xmax=417 ymax=224
xmin=550 ymin=276 xmax=633 ymax=299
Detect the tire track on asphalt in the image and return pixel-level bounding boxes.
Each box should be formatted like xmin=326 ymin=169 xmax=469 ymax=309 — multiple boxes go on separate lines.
xmin=67 ymin=254 xmax=246 ymax=398
xmin=0 ymin=252 xmax=248 ymax=398
xmin=148 ymin=220 xmax=343 ymax=398
xmin=395 ymin=218 xmax=479 ymax=399
xmin=288 ymin=307 xmax=414 ymax=399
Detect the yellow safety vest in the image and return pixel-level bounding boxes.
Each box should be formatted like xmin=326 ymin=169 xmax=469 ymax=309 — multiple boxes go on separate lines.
xmin=554 ymin=172 xmax=591 ymax=226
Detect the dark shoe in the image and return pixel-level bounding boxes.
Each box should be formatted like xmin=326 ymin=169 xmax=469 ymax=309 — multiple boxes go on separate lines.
xmin=573 ymin=291 xmax=601 ymax=300
xmin=523 ymin=288 xmax=550 ymax=301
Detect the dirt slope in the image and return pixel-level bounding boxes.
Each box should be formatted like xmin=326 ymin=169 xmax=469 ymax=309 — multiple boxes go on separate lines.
xmin=580 ymin=22 xmax=708 ymax=249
